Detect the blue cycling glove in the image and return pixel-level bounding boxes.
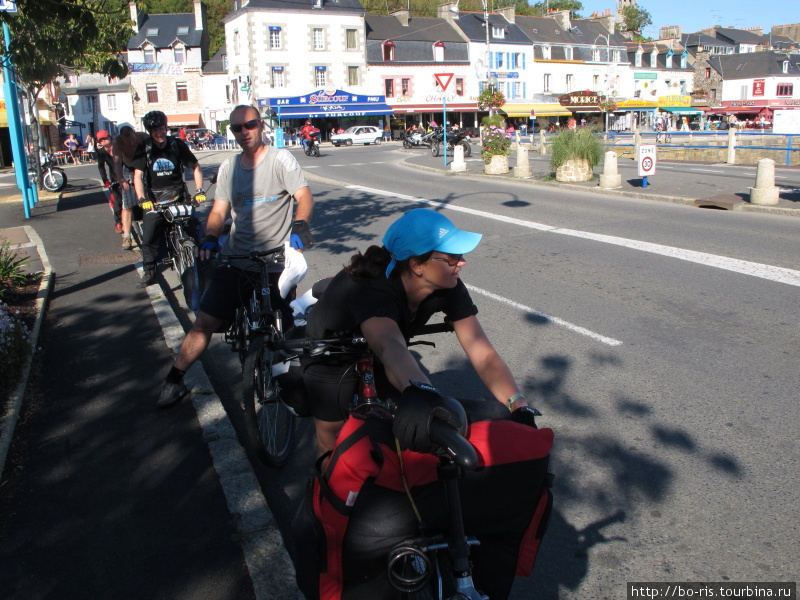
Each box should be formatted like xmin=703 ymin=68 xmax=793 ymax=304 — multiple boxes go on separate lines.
xmin=199 ymin=234 xmax=219 ymax=254
xmin=290 ymin=220 xmax=313 ymax=250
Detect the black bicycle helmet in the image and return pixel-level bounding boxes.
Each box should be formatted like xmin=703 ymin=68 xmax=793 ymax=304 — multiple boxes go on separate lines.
xmin=143 ymin=110 xmax=168 ymax=131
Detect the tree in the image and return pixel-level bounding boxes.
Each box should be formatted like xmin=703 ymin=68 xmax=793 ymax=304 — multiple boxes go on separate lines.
xmin=530 ymin=0 xmax=583 ymax=18
xmin=619 ymin=4 xmax=652 ymax=40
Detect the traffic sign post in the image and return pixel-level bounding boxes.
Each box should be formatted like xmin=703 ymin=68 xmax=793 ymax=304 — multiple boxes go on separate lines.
xmin=638 ymin=144 xmax=657 ymax=189
xmin=434 ymin=73 xmax=453 ymax=166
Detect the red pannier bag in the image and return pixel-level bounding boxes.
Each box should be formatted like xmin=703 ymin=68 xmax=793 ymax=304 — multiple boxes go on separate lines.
xmin=292 ymin=414 xmax=554 ymax=600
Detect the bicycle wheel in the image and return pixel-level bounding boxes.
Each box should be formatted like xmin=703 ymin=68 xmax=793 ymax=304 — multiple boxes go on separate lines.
xmin=168 ymin=227 xmax=185 ymax=273
xmin=242 ymin=336 xmax=295 ymax=467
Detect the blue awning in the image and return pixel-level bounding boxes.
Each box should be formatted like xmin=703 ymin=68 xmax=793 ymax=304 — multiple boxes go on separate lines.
xmin=265 ymin=103 xmax=394 ymax=119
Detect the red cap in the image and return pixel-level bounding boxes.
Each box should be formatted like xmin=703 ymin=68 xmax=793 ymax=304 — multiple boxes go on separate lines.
xmin=96 ymin=130 xmax=110 ymax=141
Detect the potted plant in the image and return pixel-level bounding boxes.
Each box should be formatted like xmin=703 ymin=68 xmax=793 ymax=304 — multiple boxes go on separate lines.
xmin=476 ymin=88 xmax=506 ymax=113
xmin=481 ymin=115 xmax=512 ymax=174
xmin=550 ymin=127 xmax=603 ymax=182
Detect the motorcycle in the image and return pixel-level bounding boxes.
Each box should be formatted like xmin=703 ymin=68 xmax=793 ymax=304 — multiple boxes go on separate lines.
xmin=29 ymin=151 xmax=68 ymax=193
xmin=430 ymin=127 xmax=472 ymax=158
xmin=303 ymin=135 xmax=321 ymax=158
xmin=402 ymin=129 xmax=437 ymax=150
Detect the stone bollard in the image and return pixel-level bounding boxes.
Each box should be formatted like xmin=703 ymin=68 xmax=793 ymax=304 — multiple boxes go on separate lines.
xmin=539 ymin=130 xmax=547 ymax=155
xmin=726 ymin=127 xmax=737 ymax=164
xmin=599 ymin=151 xmax=622 ymax=189
xmin=513 ymin=144 xmax=532 ymax=178
xmin=748 ymin=158 xmax=779 ymax=205
xmin=633 ymin=130 xmax=642 ymax=159
xmin=450 ymin=143 xmax=467 ymax=172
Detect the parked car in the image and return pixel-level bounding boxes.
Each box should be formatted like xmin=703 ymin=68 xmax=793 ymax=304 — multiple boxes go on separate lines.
xmin=331 ymin=126 xmax=383 ymax=146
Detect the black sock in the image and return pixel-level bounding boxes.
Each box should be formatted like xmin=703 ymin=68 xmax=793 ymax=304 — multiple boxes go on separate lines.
xmin=166 ymin=366 xmax=186 ymax=385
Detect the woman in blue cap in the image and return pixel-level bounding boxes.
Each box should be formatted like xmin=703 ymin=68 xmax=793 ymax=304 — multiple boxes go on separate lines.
xmin=304 ymin=208 xmax=535 ymax=456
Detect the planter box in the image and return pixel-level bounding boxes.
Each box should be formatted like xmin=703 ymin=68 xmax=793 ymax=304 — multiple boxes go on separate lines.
xmin=556 ymin=158 xmax=592 ymax=182
xmin=484 ymin=154 xmax=509 ymax=174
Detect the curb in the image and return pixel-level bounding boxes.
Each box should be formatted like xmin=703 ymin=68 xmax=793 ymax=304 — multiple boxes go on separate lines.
xmin=392 ymin=150 xmax=800 ymax=217
xmin=0 ymin=226 xmax=54 ymax=480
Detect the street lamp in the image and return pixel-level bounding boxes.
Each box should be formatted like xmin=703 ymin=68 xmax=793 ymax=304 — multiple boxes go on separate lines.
xmin=595 ymin=34 xmax=612 ymax=133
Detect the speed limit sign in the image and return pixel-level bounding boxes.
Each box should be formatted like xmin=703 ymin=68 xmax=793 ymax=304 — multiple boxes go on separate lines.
xmin=638 ymin=144 xmax=657 ymax=177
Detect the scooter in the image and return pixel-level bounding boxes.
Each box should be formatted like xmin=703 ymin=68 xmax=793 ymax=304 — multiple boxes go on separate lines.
xmin=403 ymin=129 xmax=437 ymax=150
xmin=430 ymin=128 xmax=472 ymax=158
xmin=303 ymin=134 xmax=321 ymax=158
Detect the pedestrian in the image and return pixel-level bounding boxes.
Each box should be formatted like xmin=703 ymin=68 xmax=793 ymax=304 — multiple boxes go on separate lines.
xmin=95 ymin=130 xmax=123 ymax=234
xmin=63 ymin=133 xmax=79 ymax=162
xmin=113 ymin=124 xmax=150 ymax=250
xmin=156 ymin=104 xmax=314 ymax=409
xmin=84 ymin=133 xmax=95 ymax=160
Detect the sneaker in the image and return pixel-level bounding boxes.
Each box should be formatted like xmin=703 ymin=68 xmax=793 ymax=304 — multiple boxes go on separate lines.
xmin=115 ymin=222 xmax=123 ymax=234
xmin=157 ymin=381 xmax=189 ymax=409
xmin=121 ymin=236 xmax=132 ymax=250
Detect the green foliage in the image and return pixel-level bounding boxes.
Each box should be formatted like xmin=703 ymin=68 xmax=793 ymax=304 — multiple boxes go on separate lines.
xmin=530 ymin=0 xmax=583 ymax=17
xmin=619 ymin=4 xmax=652 ymax=38
xmin=1 ymin=0 xmax=132 ymax=95
xmin=549 ymin=127 xmax=602 ymax=171
xmin=0 ymin=300 xmax=31 ymax=397
xmin=0 ymin=240 xmax=30 ymax=300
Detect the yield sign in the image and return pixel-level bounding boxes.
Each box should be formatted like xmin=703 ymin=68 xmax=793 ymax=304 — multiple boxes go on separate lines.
xmin=434 ymin=73 xmax=454 ymax=91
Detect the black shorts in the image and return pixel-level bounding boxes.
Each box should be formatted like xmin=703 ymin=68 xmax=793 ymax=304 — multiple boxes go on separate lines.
xmin=199 ymin=265 xmax=293 ymax=326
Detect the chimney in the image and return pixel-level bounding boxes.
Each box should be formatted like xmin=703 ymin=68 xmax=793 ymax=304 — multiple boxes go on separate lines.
xmin=495 ymin=6 xmax=515 ymax=23
xmin=391 ymin=9 xmax=410 ymax=27
xmin=437 ymin=1 xmax=459 ymax=23
xmin=194 ymin=0 xmax=204 ymax=31
xmin=546 ymin=9 xmax=571 ymax=31
xmin=129 ymin=1 xmax=139 ymax=34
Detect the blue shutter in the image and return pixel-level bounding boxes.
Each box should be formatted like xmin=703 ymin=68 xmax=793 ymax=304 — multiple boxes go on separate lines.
xmin=522 ymin=53 xmax=526 ymax=70
xmin=523 ymin=82 xmax=527 ymax=98
xmin=506 ymin=52 xmax=510 ymax=70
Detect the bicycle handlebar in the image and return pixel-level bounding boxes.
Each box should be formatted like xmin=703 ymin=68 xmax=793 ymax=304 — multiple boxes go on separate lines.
xmin=213 ymin=246 xmax=285 ymax=262
xmin=429 ymin=419 xmax=478 ymax=470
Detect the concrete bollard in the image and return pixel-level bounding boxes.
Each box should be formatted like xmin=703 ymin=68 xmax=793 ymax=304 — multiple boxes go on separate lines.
xmin=599 ymin=151 xmax=622 ymax=189
xmin=633 ymin=130 xmax=642 ymax=159
xmin=450 ymin=143 xmax=467 ymax=172
xmin=748 ymin=158 xmax=779 ymax=205
xmin=539 ymin=130 xmax=547 ymax=155
xmin=726 ymin=127 xmax=737 ymax=164
xmin=513 ymin=144 xmax=532 ymax=178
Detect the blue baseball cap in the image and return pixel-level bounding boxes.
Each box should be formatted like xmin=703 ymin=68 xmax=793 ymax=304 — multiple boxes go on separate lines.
xmin=382 ymin=209 xmax=482 ymax=277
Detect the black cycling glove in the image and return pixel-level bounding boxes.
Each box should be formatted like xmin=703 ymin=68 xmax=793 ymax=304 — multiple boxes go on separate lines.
xmin=290 ymin=219 xmax=314 ymax=250
xmin=511 ymin=405 xmax=541 ymax=429
xmin=393 ymin=382 xmax=465 ymax=453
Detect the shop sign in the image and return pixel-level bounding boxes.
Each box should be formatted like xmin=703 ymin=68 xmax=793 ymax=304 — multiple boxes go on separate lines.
xmin=657 ymin=95 xmax=691 ymax=107
xmin=634 ymin=73 xmax=658 ymax=79
xmin=258 ymin=89 xmax=389 ymax=108
xmin=489 ymin=72 xmax=519 ymax=79
xmin=785 ymin=99 xmax=800 ymax=106
xmin=727 ymin=100 xmax=756 ymax=107
xmin=559 ymin=91 xmax=600 ymax=106
xmin=426 ymin=93 xmax=457 ymax=102
xmin=752 ymin=79 xmax=765 ymax=97
xmin=617 ymin=99 xmax=658 ymax=108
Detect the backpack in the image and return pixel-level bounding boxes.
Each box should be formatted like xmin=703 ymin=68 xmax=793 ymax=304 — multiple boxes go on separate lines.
xmin=292 ymin=414 xmax=554 ymax=600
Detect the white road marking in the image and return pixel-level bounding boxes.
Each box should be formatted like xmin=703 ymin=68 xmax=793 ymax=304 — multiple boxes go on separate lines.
xmin=691 ymin=169 xmax=725 ymax=173
xmin=466 ymin=284 xmax=623 ymax=346
xmin=346 ymin=184 xmax=800 ymax=289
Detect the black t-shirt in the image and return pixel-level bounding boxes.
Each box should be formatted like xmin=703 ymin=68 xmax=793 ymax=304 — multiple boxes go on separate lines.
xmin=95 ymin=147 xmax=115 ymax=185
xmin=131 ymin=137 xmax=197 ymax=192
xmin=307 ymin=269 xmax=478 ymax=341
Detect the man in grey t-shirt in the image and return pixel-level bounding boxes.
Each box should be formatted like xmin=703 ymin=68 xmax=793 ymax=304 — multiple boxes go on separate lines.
xmin=158 ymin=104 xmax=314 ymax=409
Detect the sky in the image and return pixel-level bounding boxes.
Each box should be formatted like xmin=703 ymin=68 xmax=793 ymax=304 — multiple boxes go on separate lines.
xmin=576 ymin=0 xmax=794 ymax=39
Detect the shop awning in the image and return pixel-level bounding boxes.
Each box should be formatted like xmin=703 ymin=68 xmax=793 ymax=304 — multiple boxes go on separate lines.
xmin=706 ymin=106 xmax=765 ymax=115
xmin=0 ymin=101 xmax=53 ymax=126
xmin=659 ymin=107 xmax=703 ymax=115
xmin=167 ymin=113 xmax=202 ymax=126
xmin=267 ymin=103 xmax=394 ymax=119
xmin=500 ymin=103 xmax=572 ymax=117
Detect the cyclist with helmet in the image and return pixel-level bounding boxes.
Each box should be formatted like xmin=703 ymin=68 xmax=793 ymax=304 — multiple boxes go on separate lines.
xmin=132 ymin=110 xmax=206 ymax=288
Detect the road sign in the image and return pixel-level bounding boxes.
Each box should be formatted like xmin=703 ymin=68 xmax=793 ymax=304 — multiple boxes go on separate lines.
xmin=0 ymin=1 xmax=18 ymax=12
xmin=530 ymin=109 xmax=536 ymax=119
xmin=638 ymin=144 xmax=657 ymax=177
xmin=434 ymin=73 xmax=454 ymax=91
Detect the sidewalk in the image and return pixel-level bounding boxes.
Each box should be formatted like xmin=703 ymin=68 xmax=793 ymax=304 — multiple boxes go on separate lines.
xmin=400 ymin=145 xmax=800 ymax=217
xmin=0 ymin=182 xmax=278 ymax=599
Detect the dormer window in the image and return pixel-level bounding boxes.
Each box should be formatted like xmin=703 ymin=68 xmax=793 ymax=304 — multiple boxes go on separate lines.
xmin=174 ymin=44 xmax=185 ymax=64
xmin=491 ymin=25 xmax=505 ymax=39
xmin=143 ymin=44 xmax=155 ymax=64
xmin=666 ymin=53 xmax=673 ymax=68
xmin=383 ymin=40 xmax=394 ymax=61
xmin=542 ymin=44 xmax=551 ymax=59
xmin=635 ymin=48 xmax=643 ymax=67
xmin=650 ymin=50 xmax=657 ymax=67
xmin=564 ymin=46 xmax=573 ymax=60
xmin=592 ymin=46 xmax=600 ymax=62
xmin=433 ymin=41 xmax=444 ymax=62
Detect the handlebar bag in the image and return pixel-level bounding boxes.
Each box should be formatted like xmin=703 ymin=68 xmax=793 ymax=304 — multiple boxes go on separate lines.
xmin=292 ymin=409 xmax=554 ymax=600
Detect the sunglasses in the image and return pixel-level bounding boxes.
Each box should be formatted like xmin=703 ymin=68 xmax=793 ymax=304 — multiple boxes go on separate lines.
xmin=230 ymin=119 xmax=261 ymax=133
xmin=429 ymin=253 xmax=464 ymax=267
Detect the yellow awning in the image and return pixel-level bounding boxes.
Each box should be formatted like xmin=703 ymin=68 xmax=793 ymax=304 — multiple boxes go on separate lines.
xmin=0 ymin=101 xmax=7 ymax=127
xmin=0 ymin=100 xmax=53 ymax=126
xmin=501 ymin=103 xmax=572 ymax=117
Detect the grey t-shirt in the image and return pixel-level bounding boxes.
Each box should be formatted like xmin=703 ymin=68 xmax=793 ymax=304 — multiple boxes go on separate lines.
xmin=215 ymin=146 xmax=308 ymax=261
